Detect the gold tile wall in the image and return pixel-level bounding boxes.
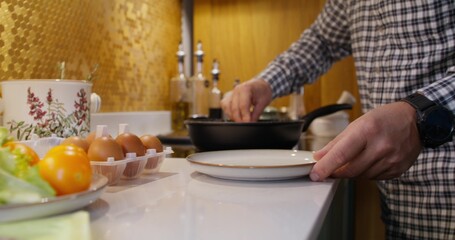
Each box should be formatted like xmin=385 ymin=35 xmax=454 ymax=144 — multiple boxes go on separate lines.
xmin=0 ymin=0 xmax=181 ymax=112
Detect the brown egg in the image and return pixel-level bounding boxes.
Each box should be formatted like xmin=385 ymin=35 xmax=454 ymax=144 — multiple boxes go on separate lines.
xmin=85 ymin=131 xmax=112 ymax=146
xmin=85 ymin=132 xmax=97 ymax=146
xmin=140 ymin=134 xmax=163 ymax=152
xmin=61 ymin=136 xmax=90 ymax=152
xmin=115 ymin=133 xmax=146 ymax=157
xmin=88 ymin=136 xmax=124 ymax=161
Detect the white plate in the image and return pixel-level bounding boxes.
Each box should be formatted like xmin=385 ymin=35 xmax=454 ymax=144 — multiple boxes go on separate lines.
xmin=187 ymin=149 xmax=316 ymax=181
xmin=0 ymin=174 xmax=108 ymax=223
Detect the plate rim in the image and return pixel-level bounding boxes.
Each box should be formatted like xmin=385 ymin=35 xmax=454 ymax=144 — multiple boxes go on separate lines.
xmin=186 ymin=149 xmax=316 ymax=169
xmin=0 ymin=173 xmax=108 ymax=210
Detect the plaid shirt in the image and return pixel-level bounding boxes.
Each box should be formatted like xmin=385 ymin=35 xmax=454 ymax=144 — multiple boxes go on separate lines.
xmin=258 ymin=0 xmax=455 ymax=238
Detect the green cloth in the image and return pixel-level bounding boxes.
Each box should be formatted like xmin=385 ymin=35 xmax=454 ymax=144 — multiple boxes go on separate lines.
xmin=0 ymin=211 xmax=90 ymax=240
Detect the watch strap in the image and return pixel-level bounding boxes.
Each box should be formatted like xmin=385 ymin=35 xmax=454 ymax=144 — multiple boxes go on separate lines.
xmin=401 ymin=92 xmax=455 ymax=148
xmin=401 ymin=93 xmax=435 ymax=112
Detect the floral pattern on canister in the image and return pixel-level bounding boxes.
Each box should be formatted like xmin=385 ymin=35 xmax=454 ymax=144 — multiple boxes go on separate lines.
xmin=8 ymin=87 xmax=90 ymax=140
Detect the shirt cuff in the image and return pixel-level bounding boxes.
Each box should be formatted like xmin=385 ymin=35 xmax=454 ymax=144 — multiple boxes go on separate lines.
xmin=256 ymin=63 xmax=292 ymax=99
xmin=418 ymin=69 xmax=455 ymax=113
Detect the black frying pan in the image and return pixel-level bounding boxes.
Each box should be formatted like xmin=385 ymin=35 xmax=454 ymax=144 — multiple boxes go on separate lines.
xmin=185 ymin=103 xmax=352 ymax=151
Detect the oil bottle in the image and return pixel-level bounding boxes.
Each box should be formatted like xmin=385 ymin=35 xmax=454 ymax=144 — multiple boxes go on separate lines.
xmin=188 ymin=41 xmax=210 ymax=117
xmin=288 ymin=86 xmax=306 ymax=120
xmin=209 ymin=59 xmax=222 ymax=119
xmin=170 ymin=42 xmax=190 ymax=132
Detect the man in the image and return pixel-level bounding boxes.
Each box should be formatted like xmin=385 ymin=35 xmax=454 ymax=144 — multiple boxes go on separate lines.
xmin=221 ymin=0 xmax=455 ymax=238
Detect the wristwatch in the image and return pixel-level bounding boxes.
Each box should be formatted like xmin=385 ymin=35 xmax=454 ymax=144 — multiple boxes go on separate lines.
xmin=401 ymin=93 xmax=455 ymax=148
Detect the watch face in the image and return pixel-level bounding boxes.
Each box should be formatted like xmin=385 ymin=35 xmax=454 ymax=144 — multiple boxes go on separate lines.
xmin=422 ymin=107 xmax=455 ymax=143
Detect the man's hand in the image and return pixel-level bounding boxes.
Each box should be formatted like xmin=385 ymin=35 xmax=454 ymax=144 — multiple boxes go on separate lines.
xmin=221 ymin=78 xmax=273 ymax=122
xmin=310 ymin=101 xmax=422 ymax=181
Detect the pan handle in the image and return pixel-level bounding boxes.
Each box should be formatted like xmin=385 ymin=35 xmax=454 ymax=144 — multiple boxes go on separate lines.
xmin=300 ymin=103 xmax=352 ymax=132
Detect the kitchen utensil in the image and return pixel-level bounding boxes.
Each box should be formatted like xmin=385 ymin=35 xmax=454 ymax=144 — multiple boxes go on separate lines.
xmin=185 ymin=103 xmax=352 ymax=151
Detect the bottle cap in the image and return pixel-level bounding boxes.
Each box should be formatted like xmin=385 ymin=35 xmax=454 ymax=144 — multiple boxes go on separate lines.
xmin=195 ymin=40 xmax=204 ymax=61
xmin=211 ymin=59 xmax=220 ymax=81
xmin=177 ymin=41 xmax=185 ymax=61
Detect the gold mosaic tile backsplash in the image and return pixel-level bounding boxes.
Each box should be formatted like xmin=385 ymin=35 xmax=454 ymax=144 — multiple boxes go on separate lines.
xmin=0 ymin=0 xmax=181 ymax=112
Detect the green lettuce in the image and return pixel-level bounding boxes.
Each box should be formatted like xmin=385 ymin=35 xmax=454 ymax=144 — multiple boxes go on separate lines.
xmin=0 ymin=211 xmax=90 ymax=240
xmin=0 ymin=127 xmax=55 ymax=205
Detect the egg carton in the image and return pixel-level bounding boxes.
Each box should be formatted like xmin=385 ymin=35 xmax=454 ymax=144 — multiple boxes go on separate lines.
xmin=142 ymin=148 xmax=173 ymax=174
xmin=20 ymin=135 xmax=64 ymax=158
xmin=20 ymin=135 xmax=174 ymax=186
xmin=91 ymin=147 xmax=173 ymax=185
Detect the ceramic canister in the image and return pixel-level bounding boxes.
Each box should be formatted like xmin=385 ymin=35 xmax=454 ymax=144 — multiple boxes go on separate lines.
xmin=0 ymin=79 xmax=101 ymax=140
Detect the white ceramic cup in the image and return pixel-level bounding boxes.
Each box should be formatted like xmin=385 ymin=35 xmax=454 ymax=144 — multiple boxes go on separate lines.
xmin=0 ymin=79 xmax=101 ymax=140
xmin=309 ymin=111 xmax=349 ymax=137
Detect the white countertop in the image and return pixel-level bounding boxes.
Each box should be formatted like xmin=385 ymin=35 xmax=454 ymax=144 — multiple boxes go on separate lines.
xmin=88 ymin=157 xmax=339 ymax=240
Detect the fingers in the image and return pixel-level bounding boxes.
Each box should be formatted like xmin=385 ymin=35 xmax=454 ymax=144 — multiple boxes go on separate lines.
xmin=313 ymin=137 xmax=338 ymax=160
xmin=230 ymin=88 xmax=251 ymax=122
xmin=356 ymin=159 xmax=390 ymax=180
xmin=310 ymin=128 xmax=367 ymax=181
xmin=222 ymin=82 xmax=253 ymax=122
xmin=220 ymin=78 xmax=272 ymax=122
xmin=330 ymin=147 xmax=378 ymax=179
xmin=221 ymin=90 xmax=249 ymax=121
xmin=357 ymin=153 xmax=414 ymax=180
xmin=310 ymin=102 xmax=422 ymax=182
xmin=220 ymin=91 xmax=232 ymax=117
xmin=250 ymin=98 xmax=269 ymax=122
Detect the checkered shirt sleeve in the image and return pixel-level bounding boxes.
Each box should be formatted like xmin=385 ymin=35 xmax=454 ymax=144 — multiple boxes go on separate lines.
xmin=257 ymin=0 xmax=352 ymax=99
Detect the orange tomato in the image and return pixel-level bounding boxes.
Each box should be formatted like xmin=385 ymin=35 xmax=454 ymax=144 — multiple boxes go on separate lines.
xmin=39 ymin=145 xmax=92 ymax=196
xmin=3 ymin=142 xmax=40 ymax=165
xmin=45 ymin=144 xmax=87 ymax=158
